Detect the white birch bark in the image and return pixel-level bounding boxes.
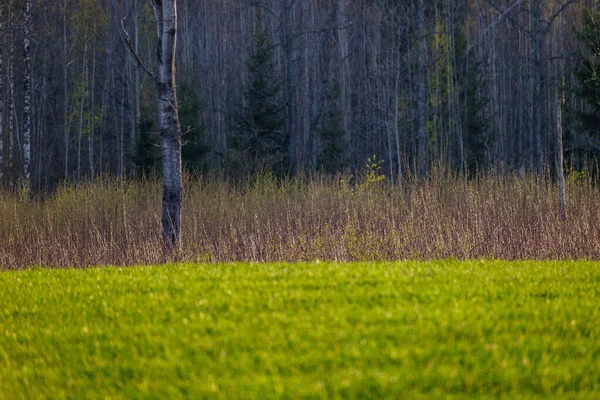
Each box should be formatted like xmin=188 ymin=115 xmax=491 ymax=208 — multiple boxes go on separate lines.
xmin=152 ymin=0 xmax=183 ymax=248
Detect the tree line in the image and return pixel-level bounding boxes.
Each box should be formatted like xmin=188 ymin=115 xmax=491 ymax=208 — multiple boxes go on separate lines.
xmin=2 ymin=0 xmax=600 ymax=190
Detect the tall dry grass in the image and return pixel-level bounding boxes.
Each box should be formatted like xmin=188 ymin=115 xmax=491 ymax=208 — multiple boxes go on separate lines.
xmin=1 ymin=170 xmax=599 ymax=269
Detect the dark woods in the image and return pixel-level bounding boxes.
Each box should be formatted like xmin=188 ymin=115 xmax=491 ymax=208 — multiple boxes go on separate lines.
xmin=0 ymin=0 xmax=600 ymax=190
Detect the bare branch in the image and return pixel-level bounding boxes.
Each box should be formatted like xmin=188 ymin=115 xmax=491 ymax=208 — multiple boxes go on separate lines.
xmin=121 ymin=17 xmax=155 ymax=80
xmin=468 ymin=0 xmax=529 ymax=54
xmin=544 ymin=0 xmax=579 ymax=32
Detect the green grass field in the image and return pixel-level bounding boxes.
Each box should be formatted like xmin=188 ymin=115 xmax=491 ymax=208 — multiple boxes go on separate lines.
xmin=1 ymin=261 xmax=599 ymax=399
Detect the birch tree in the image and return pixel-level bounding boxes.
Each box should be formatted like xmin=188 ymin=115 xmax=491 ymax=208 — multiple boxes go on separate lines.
xmin=151 ymin=0 xmax=183 ymax=248
xmin=124 ymin=0 xmax=183 ymax=247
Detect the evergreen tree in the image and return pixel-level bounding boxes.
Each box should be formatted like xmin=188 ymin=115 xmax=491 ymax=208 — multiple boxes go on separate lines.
xmin=318 ymin=84 xmax=347 ymax=173
xmin=134 ymin=107 xmax=160 ymax=177
xmin=229 ymin=29 xmax=288 ymax=175
xmin=455 ymin=28 xmax=489 ymax=174
xmin=179 ymin=82 xmax=210 ymax=172
xmin=462 ymin=58 xmax=489 ymax=174
xmin=574 ymin=5 xmax=600 ymax=163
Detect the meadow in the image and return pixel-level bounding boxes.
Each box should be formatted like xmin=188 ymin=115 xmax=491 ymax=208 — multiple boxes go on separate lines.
xmin=1 ymin=170 xmax=600 ymax=269
xmin=1 ymin=261 xmax=599 ymax=398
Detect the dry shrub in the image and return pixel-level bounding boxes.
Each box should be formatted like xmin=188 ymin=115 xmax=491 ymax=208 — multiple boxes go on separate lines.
xmin=1 ymin=171 xmax=599 ymax=269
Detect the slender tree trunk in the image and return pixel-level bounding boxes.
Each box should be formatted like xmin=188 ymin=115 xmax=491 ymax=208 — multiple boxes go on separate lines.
xmin=119 ymin=67 xmax=125 ymax=181
xmin=22 ymin=0 xmax=32 ymax=187
xmin=152 ymin=0 xmax=183 ymax=248
xmin=77 ymin=37 xmax=87 ymax=184
xmin=283 ymin=0 xmax=297 ymax=169
xmin=8 ymin=0 xmax=15 ymax=186
xmin=132 ymin=3 xmax=140 ymax=171
xmin=416 ymin=0 xmax=427 ymax=178
xmin=99 ymin=48 xmax=111 ymax=174
xmin=0 ymin=5 xmax=4 ymax=183
xmin=557 ymin=15 xmax=566 ymax=221
xmin=556 ymin=80 xmax=565 ymax=221
xmin=337 ymin=0 xmax=350 ymax=165
xmin=63 ymin=0 xmax=69 ymax=181
xmin=533 ymin=0 xmax=543 ymax=176
xmin=394 ymin=71 xmax=402 ymax=187
xmin=89 ymin=27 xmax=96 ymax=179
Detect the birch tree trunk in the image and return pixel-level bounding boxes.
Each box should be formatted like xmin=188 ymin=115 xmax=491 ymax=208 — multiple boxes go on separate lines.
xmin=152 ymin=0 xmax=183 ymax=248
xmin=23 ymin=0 xmax=32 ymax=186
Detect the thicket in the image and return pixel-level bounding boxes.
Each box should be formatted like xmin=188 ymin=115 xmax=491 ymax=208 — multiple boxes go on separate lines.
xmin=1 ymin=168 xmax=600 ymax=269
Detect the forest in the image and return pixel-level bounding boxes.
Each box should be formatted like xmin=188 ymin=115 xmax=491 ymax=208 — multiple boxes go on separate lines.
xmin=1 ymin=0 xmax=600 ymax=188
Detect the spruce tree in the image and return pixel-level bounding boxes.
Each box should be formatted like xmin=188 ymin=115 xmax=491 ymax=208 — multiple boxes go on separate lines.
xmin=230 ymin=29 xmax=288 ymax=175
xmin=318 ymin=84 xmax=347 ymax=173
xmin=455 ymin=29 xmax=489 ymax=174
xmin=134 ymin=107 xmax=160 ymax=177
xmin=179 ymin=82 xmax=210 ymax=172
xmin=574 ymin=5 xmax=600 ymax=163
xmin=462 ymin=58 xmax=489 ymax=174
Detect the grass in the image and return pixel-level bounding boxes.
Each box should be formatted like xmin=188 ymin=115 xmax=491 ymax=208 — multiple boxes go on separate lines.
xmin=2 ymin=171 xmax=600 ymax=268
xmin=1 ymin=261 xmax=599 ymax=398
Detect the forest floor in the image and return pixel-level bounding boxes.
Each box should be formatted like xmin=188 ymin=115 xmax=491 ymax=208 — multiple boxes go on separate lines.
xmin=1 ymin=261 xmax=599 ymax=398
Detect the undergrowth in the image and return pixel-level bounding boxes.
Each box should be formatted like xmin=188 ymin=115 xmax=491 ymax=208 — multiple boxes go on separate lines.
xmin=1 ymin=170 xmax=599 ymax=269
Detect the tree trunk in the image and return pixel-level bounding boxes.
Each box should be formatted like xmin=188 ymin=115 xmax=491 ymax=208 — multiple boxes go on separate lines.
xmin=8 ymin=0 xmax=15 ymax=186
xmin=0 ymin=5 xmax=4 ymax=183
xmin=23 ymin=0 xmax=32 ymax=187
xmin=416 ymin=0 xmax=427 ymax=178
xmin=89 ymin=26 xmax=96 ymax=179
xmin=63 ymin=0 xmax=69 ymax=181
xmin=283 ymin=0 xmax=297 ymax=169
xmin=394 ymin=71 xmax=402 ymax=187
xmin=556 ymin=81 xmax=565 ymax=221
xmin=533 ymin=0 xmax=543 ymax=176
xmin=557 ymin=15 xmax=566 ymax=221
xmin=152 ymin=0 xmax=183 ymax=249
xmin=77 ymin=35 xmax=87 ymax=184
